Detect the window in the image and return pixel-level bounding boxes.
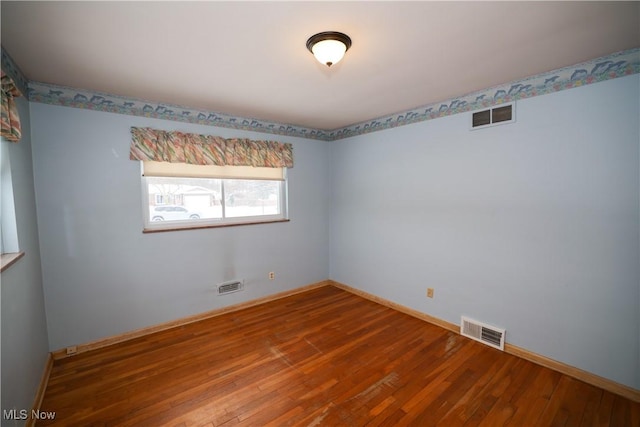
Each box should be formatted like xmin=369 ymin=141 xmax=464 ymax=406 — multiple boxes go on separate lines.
xmin=129 ymin=127 xmax=292 ymax=231
xmin=1 ymin=139 xmax=22 ymax=271
xmin=154 ymin=193 xmax=183 ymax=205
xmin=141 ymin=161 xmax=288 ymax=231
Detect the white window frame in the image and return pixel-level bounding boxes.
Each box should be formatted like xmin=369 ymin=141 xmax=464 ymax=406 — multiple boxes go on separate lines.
xmin=140 ymin=162 xmax=288 ymax=232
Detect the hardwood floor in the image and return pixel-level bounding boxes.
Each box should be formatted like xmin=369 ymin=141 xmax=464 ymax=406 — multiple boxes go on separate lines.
xmin=38 ymin=286 xmax=639 ymax=426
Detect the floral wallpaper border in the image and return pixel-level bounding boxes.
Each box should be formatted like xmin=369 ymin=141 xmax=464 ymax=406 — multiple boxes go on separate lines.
xmin=26 ymin=79 xmax=330 ymax=141
xmin=1 ymin=48 xmax=29 ymax=96
xmin=330 ymin=48 xmax=639 ymax=140
xmin=2 ymin=46 xmax=639 ymax=142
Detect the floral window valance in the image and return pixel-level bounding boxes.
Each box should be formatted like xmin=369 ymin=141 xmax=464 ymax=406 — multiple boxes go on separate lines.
xmin=129 ymin=127 xmax=293 ymax=168
xmin=1 ymin=71 xmax=22 ymax=143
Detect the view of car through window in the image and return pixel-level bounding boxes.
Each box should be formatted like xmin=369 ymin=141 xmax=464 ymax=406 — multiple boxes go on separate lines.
xmin=150 ymin=205 xmax=201 ymax=221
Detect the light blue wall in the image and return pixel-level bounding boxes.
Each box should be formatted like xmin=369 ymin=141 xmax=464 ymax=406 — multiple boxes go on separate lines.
xmin=1 ymin=97 xmax=50 ymax=424
xmin=30 ymin=104 xmax=331 ymax=350
xmin=330 ymin=75 xmax=640 ymax=389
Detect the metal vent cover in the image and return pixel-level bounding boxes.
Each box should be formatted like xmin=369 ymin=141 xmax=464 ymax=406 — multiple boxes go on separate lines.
xmin=471 ymin=102 xmax=515 ymax=129
xmin=217 ymin=280 xmax=244 ymax=295
xmin=460 ymin=316 xmax=506 ymax=351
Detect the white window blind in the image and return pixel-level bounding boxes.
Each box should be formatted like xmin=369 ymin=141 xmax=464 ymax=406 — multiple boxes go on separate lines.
xmin=142 ymin=161 xmax=285 ymax=181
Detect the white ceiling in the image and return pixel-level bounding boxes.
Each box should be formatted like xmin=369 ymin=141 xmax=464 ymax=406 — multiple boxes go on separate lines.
xmin=1 ymin=1 xmax=639 ymax=131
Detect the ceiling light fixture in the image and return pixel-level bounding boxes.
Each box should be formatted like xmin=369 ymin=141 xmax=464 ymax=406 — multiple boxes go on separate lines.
xmin=306 ymin=31 xmax=352 ymax=67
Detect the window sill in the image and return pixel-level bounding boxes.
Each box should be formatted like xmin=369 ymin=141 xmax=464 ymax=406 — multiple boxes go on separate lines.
xmin=1 ymin=251 xmax=25 ymax=273
xmin=143 ymin=219 xmax=290 ymax=233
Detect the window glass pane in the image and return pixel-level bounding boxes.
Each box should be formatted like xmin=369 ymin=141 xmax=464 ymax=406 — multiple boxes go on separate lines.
xmin=225 ymin=180 xmax=281 ymax=218
xmin=1 ymin=141 xmax=19 ymax=253
xmin=146 ymin=177 xmax=222 ymax=222
xmin=142 ymin=174 xmax=286 ymax=230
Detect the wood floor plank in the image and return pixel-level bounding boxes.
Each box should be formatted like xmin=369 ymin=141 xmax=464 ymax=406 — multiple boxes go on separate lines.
xmin=584 ymin=391 xmax=616 ymax=427
xmin=436 ymin=345 xmax=518 ymax=426
xmin=36 ymin=285 xmax=639 ymax=426
xmin=505 ymin=365 xmax=562 ymax=426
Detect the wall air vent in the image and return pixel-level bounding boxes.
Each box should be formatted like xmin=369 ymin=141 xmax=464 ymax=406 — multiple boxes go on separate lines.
xmin=471 ymin=102 xmax=515 ymax=129
xmin=460 ymin=316 xmax=506 ymax=351
xmin=217 ymin=280 xmax=244 ymax=295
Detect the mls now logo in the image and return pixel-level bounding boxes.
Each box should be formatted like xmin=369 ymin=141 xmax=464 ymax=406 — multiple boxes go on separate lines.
xmin=3 ymin=409 xmax=56 ymax=421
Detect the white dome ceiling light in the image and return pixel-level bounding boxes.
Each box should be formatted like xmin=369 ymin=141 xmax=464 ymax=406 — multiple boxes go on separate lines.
xmin=306 ymin=31 xmax=352 ymax=67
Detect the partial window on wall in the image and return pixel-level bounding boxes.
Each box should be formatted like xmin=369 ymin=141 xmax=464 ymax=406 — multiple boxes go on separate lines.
xmin=141 ymin=161 xmax=288 ymax=232
xmin=1 ymin=139 xmax=21 ymax=271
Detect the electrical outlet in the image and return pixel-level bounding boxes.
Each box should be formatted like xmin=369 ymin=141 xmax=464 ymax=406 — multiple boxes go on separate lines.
xmin=427 ymin=288 xmax=434 ymax=298
xmin=66 ymin=346 xmax=78 ymax=355
xmin=269 ymin=272 xmax=275 ymax=280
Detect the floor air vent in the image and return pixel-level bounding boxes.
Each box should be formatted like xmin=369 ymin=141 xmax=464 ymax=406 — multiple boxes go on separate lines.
xmin=460 ymin=316 xmax=505 ymax=351
xmin=217 ymin=280 xmax=244 ymax=295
